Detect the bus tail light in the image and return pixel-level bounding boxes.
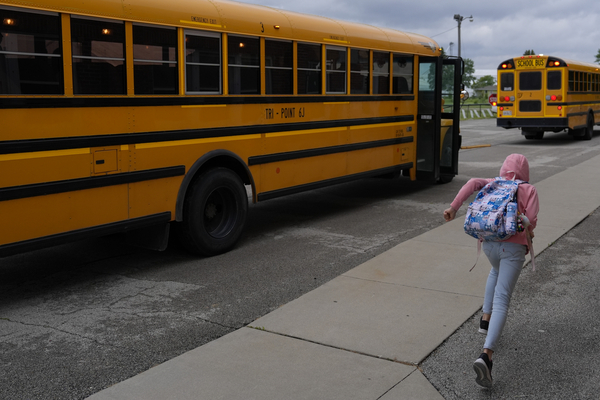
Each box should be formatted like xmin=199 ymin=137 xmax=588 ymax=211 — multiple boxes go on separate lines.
xmin=497 ymin=59 xmax=515 ymax=69
xmin=557 ymin=106 xmax=562 ymax=110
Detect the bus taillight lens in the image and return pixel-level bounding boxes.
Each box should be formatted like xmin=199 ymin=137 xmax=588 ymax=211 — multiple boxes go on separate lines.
xmin=500 ymin=107 xmax=504 ymax=111
xmin=504 ymin=96 xmax=510 ymax=101
xmin=550 ymin=95 xmax=557 ymax=101
xmin=557 ymin=106 xmax=562 ymax=110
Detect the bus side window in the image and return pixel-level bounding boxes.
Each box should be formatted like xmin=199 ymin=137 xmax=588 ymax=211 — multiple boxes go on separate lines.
xmin=133 ymin=25 xmax=178 ymax=95
xmin=0 ymin=8 xmax=62 ymax=94
xmin=265 ymin=39 xmax=292 ymax=95
xmin=297 ymin=42 xmax=321 ymax=95
xmin=71 ymin=17 xmax=125 ymax=95
xmin=228 ymin=35 xmax=260 ymax=95
xmin=350 ymin=49 xmax=369 ymax=94
xmin=392 ymin=54 xmax=413 ymax=94
xmin=372 ymin=51 xmax=390 ymax=94
xmin=185 ymin=30 xmax=221 ymax=94
xmin=568 ymin=71 xmax=574 ymax=91
xmin=326 ymin=46 xmax=346 ymax=94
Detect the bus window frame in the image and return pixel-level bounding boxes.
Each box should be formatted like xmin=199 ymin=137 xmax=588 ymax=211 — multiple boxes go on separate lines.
xmin=372 ymin=50 xmax=390 ymax=94
xmin=392 ymin=53 xmax=413 ymax=94
xmin=518 ymin=70 xmax=542 ymax=91
xmin=547 ymin=70 xmax=561 ymax=90
xmin=0 ymin=6 xmax=63 ymax=95
xmin=325 ymin=45 xmax=346 ymax=94
xmin=349 ymin=48 xmax=369 ymax=95
xmin=500 ymin=71 xmax=514 ymax=91
xmin=227 ymin=34 xmax=260 ymax=95
xmin=184 ymin=29 xmax=222 ymax=95
xmin=70 ymin=15 xmax=126 ymax=95
xmin=264 ymin=38 xmax=293 ymax=95
xmin=297 ymin=41 xmax=321 ymax=95
xmin=132 ymin=23 xmax=178 ymax=95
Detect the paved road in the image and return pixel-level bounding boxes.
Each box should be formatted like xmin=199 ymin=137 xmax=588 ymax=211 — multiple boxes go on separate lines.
xmin=1 ymin=119 xmax=599 ymax=399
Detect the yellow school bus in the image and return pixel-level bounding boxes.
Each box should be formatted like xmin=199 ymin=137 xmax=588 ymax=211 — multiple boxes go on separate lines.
xmin=497 ymin=55 xmax=600 ymax=140
xmin=0 ymin=0 xmax=462 ymax=257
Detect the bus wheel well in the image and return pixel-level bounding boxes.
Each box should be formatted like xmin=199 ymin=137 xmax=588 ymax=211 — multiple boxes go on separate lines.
xmin=175 ymin=151 xmax=254 ymax=222
xmin=573 ymin=111 xmax=594 ymax=141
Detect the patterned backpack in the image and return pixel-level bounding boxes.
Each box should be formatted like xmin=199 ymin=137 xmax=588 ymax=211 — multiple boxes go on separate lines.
xmin=463 ymin=177 xmax=524 ymax=241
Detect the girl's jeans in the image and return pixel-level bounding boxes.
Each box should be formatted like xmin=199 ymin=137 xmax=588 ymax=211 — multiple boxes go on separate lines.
xmin=482 ymin=241 xmax=526 ymax=351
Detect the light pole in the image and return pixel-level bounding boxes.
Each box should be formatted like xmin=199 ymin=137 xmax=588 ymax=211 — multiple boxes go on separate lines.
xmin=453 ymin=14 xmax=473 ymax=58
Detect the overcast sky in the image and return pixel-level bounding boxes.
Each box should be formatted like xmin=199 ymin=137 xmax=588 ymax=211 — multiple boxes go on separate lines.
xmin=233 ymin=0 xmax=600 ymax=79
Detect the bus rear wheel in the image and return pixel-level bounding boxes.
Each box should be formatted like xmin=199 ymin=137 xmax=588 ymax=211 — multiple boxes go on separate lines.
xmin=582 ymin=113 xmax=594 ymax=140
xmin=573 ymin=113 xmax=593 ymax=141
xmin=181 ymin=168 xmax=248 ymax=256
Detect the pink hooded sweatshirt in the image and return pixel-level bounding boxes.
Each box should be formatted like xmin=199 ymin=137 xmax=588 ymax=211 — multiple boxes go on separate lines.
xmin=450 ymin=153 xmax=539 ymax=247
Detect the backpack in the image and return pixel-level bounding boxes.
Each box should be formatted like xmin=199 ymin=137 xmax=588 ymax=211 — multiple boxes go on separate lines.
xmin=464 ymin=177 xmax=524 ymax=241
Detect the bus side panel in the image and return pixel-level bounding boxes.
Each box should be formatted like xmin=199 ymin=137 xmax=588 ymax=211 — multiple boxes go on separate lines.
xmin=262 ymin=127 xmax=348 ymax=156
xmin=128 ymin=177 xmax=182 ymax=220
xmin=346 ymin=145 xmax=401 ymax=175
xmin=0 ymin=186 xmax=129 ymax=246
xmin=259 ymin=153 xmax=348 ymax=193
xmin=0 ymin=152 xmax=92 ymax=188
xmin=0 ymin=108 xmax=133 ymax=141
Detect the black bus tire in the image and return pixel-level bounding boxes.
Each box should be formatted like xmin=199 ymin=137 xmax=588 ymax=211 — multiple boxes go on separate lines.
xmin=180 ymin=168 xmax=248 ymax=256
xmin=583 ymin=113 xmax=594 ymax=140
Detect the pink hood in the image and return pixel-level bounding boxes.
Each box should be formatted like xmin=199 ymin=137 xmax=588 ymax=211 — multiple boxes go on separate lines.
xmin=500 ymin=154 xmax=529 ymax=182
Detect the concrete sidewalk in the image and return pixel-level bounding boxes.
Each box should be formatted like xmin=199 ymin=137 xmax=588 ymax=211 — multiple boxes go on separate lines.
xmin=88 ymin=154 xmax=600 ymax=400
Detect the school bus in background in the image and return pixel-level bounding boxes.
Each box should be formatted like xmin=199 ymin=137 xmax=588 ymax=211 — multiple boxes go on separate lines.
xmin=0 ymin=0 xmax=463 ymax=257
xmin=497 ymin=55 xmax=600 ymax=140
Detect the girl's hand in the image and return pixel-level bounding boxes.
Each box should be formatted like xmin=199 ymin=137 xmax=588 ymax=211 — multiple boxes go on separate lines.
xmin=443 ymin=207 xmax=457 ymax=222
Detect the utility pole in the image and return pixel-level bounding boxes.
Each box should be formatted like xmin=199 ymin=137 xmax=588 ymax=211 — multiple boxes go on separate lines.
xmin=453 ymin=14 xmax=473 ymax=58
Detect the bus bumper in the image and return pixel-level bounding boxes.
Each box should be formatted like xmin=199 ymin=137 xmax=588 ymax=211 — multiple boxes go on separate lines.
xmin=497 ymin=117 xmax=568 ymax=130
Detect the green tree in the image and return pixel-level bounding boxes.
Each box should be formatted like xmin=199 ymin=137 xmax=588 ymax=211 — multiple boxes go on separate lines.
xmin=595 ymin=49 xmax=600 ymax=64
xmin=523 ymin=49 xmax=536 ymax=56
xmin=424 ymin=48 xmax=465 ymax=94
xmin=462 ymin=58 xmax=476 ymax=88
xmin=472 ymin=75 xmax=496 ymax=99
xmin=472 ymin=75 xmax=496 ymax=88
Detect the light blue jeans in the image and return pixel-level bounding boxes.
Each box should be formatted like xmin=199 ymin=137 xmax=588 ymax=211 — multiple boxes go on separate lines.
xmin=482 ymin=241 xmax=526 ymax=351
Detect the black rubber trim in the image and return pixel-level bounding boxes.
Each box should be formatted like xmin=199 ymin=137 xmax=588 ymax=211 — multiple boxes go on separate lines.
xmin=248 ymin=136 xmax=414 ymax=166
xmin=257 ymin=163 xmax=413 ymax=202
xmin=0 ymin=115 xmax=415 ymax=155
xmin=0 ymin=95 xmax=415 ymax=109
xmin=0 ymin=212 xmax=172 ymax=258
xmin=497 ymin=117 xmax=568 ymax=129
xmin=0 ymin=166 xmax=185 ymax=202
